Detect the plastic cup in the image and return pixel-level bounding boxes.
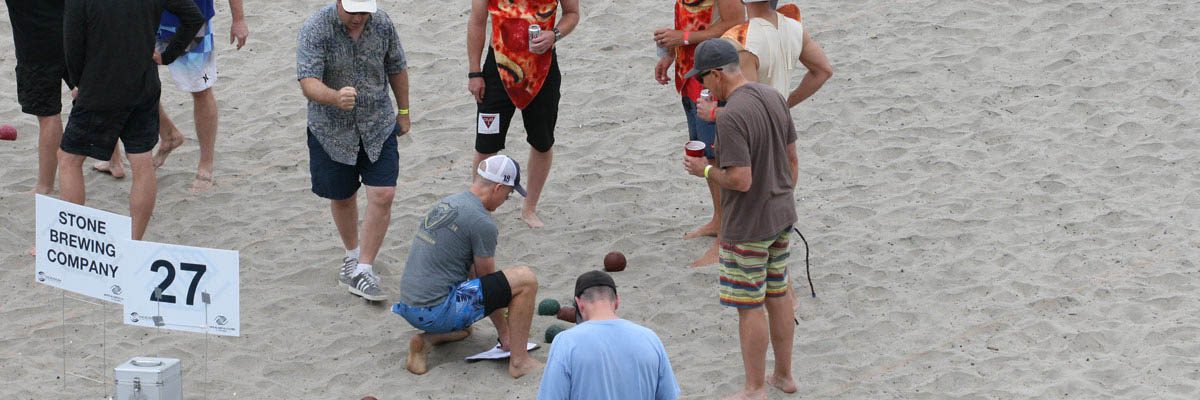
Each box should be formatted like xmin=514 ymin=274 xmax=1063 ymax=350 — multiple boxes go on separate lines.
xmin=685 ymin=141 xmax=706 ymax=157
xmin=0 ymin=124 xmax=17 ymax=141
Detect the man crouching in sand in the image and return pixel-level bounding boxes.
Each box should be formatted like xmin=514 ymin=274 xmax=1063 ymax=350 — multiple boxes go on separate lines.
xmin=393 ymin=155 xmax=542 ymax=378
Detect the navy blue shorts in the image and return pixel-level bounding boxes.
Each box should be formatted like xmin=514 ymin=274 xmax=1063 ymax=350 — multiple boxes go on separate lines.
xmin=307 ymin=126 xmax=399 ymax=200
xmin=681 ymin=96 xmax=719 ymax=159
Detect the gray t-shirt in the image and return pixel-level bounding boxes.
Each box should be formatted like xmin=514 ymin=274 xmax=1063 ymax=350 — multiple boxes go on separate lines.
xmin=399 ymin=192 xmax=498 ymax=307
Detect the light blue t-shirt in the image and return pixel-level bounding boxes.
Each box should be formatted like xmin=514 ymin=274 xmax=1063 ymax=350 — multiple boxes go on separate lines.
xmin=538 ymin=319 xmax=680 ymax=400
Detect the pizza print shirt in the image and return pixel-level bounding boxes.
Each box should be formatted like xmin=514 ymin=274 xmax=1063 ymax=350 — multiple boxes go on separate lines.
xmin=489 ymin=0 xmax=558 ymax=109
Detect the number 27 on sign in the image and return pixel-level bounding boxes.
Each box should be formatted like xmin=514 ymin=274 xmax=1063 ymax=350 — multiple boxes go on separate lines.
xmin=149 ymin=260 xmax=207 ymax=306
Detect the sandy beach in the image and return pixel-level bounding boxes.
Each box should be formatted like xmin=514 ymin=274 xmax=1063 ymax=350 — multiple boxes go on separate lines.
xmin=2 ymin=0 xmax=1199 ymax=398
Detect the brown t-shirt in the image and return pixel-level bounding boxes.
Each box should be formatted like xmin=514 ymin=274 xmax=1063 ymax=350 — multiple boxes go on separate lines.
xmin=716 ymin=82 xmax=798 ymax=243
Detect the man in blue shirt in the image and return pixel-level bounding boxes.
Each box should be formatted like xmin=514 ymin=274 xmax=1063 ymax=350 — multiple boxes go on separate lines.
xmin=538 ymin=270 xmax=680 ymax=399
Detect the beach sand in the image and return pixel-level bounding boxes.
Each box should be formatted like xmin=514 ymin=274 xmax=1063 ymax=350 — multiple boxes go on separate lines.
xmin=2 ymin=0 xmax=1199 ymax=398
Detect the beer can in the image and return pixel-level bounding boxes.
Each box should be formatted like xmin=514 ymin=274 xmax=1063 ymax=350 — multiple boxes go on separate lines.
xmin=528 ymin=25 xmax=542 ymax=50
xmin=700 ymin=89 xmax=712 ymax=102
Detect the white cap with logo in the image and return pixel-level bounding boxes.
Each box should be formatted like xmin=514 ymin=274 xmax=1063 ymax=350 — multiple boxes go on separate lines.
xmin=477 ymin=155 xmax=527 ymax=197
xmin=342 ymin=0 xmax=377 ymax=13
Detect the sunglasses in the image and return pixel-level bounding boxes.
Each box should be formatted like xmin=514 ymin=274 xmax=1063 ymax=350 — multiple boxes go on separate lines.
xmin=698 ymin=68 xmax=723 ymax=80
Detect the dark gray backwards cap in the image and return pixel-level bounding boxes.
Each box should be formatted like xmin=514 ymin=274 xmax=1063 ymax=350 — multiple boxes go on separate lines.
xmin=683 ymin=39 xmax=740 ymax=79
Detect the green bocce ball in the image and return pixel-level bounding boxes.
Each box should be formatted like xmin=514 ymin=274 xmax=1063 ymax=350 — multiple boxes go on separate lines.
xmin=545 ymin=324 xmax=567 ymax=343
xmin=537 ymin=299 xmax=560 ymax=316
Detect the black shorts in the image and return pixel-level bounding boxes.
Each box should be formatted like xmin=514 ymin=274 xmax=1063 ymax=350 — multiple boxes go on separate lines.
xmin=475 ymin=48 xmax=561 ymax=154
xmin=60 ymin=96 xmax=160 ymax=160
xmin=15 ymin=63 xmax=68 ymax=116
xmin=479 ymin=270 xmax=513 ymax=316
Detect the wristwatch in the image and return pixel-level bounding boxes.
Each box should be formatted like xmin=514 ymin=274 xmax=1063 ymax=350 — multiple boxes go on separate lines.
xmin=468 ymin=71 xmax=485 ymax=79
xmin=553 ymin=27 xmax=563 ymax=42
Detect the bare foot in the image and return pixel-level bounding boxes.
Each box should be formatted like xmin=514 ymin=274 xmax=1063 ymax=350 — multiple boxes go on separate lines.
xmin=28 ymin=245 xmax=36 ymax=257
xmin=188 ymin=172 xmax=214 ymax=193
xmin=684 ymin=220 xmax=719 ymax=239
xmin=92 ymin=161 xmax=125 ymax=179
xmin=722 ymin=388 xmax=766 ymax=400
xmin=689 ymin=241 xmax=720 ymax=268
xmin=405 ymin=335 xmax=431 ymax=375
xmin=769 ymin=373 xmax=798 ymax=394
xmin=405 ymin=329 xmax=471 ymax=375
xmin=29 ymin=185 xmax=53 ymax=195
xmin=154 ymin=130 xmax=185 ymax=168
xmin=508 ymin=357 xmax=543 ymax=379
xmin=521 ymin=210 xmax=545 ymax=229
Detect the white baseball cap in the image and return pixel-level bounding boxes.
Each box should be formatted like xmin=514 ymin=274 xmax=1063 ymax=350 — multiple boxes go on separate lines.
xmin=477 ymin=155 xmax=527 ymax=197
xmin=342 ymin=0 xmax=377 ymax=13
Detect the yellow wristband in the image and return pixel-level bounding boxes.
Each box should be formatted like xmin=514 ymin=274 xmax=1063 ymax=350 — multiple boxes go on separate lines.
xmin=398 ymin=108 xmax=410 ymax=115
xmin=704 ymin=165 xmax=712 ymax=178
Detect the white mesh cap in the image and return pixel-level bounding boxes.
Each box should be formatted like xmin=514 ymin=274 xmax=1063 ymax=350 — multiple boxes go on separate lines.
xmin=342 ymin=0 xmax=377 ymax=13
xmin=477 ymin=155 xmax=527 ymax=197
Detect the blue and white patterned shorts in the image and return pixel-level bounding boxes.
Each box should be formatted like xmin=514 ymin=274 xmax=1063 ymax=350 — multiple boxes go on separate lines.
xmin=393 ymin=279 xmax=487 ymax=334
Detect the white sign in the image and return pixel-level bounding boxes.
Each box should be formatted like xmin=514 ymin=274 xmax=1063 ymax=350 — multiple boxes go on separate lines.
xmin=35 ymin=194 xmax=132 ymax=304
xmin=120 ymin=240 xmax=240 ymax=336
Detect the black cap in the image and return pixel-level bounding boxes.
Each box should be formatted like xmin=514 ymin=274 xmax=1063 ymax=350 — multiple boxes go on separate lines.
xmin=683 ymin=39 xmax=740 ymax=79
xmin=574 ymin=270 xmax=617 ymax=298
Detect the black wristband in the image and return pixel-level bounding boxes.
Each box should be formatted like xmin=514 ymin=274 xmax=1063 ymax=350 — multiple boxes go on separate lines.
xmin=468 ymin=72 xmax=485 ymax=79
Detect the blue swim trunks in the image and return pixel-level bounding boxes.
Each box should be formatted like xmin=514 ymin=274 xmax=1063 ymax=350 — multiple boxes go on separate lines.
xmin=394 ymin=279 xmax=489 ymax=334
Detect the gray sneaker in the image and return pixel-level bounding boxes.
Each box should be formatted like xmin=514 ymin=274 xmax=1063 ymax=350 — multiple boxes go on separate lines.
xmin=348 ymin=268 xmax=386 ymax=301
xmin=337 ymin=257 xmax=358 ymax=287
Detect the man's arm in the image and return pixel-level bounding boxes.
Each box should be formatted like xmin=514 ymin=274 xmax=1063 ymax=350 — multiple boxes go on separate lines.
xmin=63 ymin=0 xmax=86 ymax=88
xmin=710 ymin=165 xmax=752 ymax=192
xmin=738 ymin=50 xmax=760 ymax=83
xmin=300 ymin=78 xmax=356 ymax=110
xmin=466 ymin=0 xmax=488 ymax=102
xmin=161 ymin=0 xmax=204 ymax=65
xmin=389 ymin=70 xmax=410 ymax=134
xmin=536 ymin=344 xmax=572 ymax=400
xmin=554 ymin=0 xmax=580 ymax=39
xmin=654 ymin=0 xmax=745 ymax=48
xmin=786 ymin=30 xmax=833 ymax=108
xmin=786 ymin=142 xmax=798 ymax=188
xmin=474 ymin=255 xmax=511 ymax=348
xmin=529 ymin=0 xmax=578 ymax=56
xmin=228 ymin=0 xmax=249 ymax=50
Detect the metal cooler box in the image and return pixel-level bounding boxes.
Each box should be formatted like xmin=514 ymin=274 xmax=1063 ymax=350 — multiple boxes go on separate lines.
xmin=114 ymin=357 xmax=182 ymax=400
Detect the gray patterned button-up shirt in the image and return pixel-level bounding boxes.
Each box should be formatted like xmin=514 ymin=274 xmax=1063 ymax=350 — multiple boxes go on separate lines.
xmin=297 ymin=5 xmax=406 ymax=165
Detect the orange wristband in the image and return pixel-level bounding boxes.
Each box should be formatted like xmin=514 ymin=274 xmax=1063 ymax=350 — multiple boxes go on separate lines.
xmin=683 ymin=31 xmax=691 ymax=45
xmin=709 ymin=107 xmax=717 ymax=121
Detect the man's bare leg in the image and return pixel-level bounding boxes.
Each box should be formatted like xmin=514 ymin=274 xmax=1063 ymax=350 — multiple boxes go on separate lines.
xmin=521 ymin=148 xmax=552 ymax=228
xmin=92 ymin=147 xmax=126 ymax=179
xmin=58 ymin=150 xmax=87 ymax=205
xmin=126 ymin=152 xmax=157 ymax=240
xmin=685 ymin=158 xmax=721 ymax=239
xmin=32 ymin=115 xmax=63 ymax=194
xmin=38 ymin=150 xmax=88 ymax=256
xmin=471 ymin=151 xmax=493 ymax=179
xmin=189 ymin=88 xmax=217 ymax=193
xmin=690 ymin=238 xmax=720 ymax=268
xmin=406 ymin=327 xmax=472 ymax=375
xmin=765 ymin=294 xmax=797 ymax=393
xmin=497 ymin=266 xmax=542 ymax=378
xmin=153 ymin=106 xmax=185 ymax=168
xmin=330 ymin=193 xmax=359 ymax=254
xmin=357 ymin=185 xmax=395 ymax=266
xmin=725 ymin=307 xmax=769 ymax=400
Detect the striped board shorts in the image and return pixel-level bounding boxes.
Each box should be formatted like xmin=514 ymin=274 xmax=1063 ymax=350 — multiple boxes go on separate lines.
xmin=718 ymin=228 xmax=791 ymax=308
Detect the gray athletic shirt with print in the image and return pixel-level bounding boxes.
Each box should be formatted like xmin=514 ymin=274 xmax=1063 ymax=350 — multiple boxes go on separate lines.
xmin=399 ymin=191 xmax=498 ymax=307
